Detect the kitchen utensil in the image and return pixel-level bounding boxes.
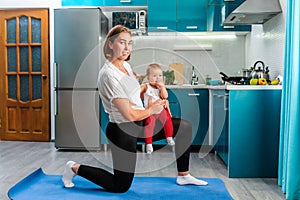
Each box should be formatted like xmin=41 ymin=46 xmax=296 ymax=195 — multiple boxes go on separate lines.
xmin=220 ymin=72 xmax=250 ymax=85
xmin=169 ymin=62 xmax=184 ymax=85
xmin=262 ymin=66 xmax=270 ymax=81
xmin=191 ymin=66 xmax=199 ymax=85
xmin=250 ymin=61 xmax=265 ymax=79
xmin=241 ymin=69 xmax=251 ymax=78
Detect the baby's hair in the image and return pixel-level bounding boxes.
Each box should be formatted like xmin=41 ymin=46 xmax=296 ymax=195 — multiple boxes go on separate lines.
xmin=146 ymin=63 xmax=162 ymax=75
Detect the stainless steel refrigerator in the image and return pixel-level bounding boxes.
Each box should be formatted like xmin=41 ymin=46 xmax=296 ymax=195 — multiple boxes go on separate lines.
xmin=54 ymin=8 xmax=108 ymax=150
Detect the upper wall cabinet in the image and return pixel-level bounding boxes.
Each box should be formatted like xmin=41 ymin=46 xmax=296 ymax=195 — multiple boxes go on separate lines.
xmin=62 ymin=0 xmax=147 ymax=6
xmin=62 ymin=0 xmax=103 ymax=6
xmin=208 ymin=0 xmax=245 ymax=5
xmin=177 ymin=0 xmax=207 ymax=32
xmin=100 ymin=0 xmax=147 ymax=6
xmin=148 ymin=0 xmax=177 ymax=32
xmin=148 ymin=0 xmax=207 ymax=32
xmin=207 ymin=0 xmax=251 ymax=31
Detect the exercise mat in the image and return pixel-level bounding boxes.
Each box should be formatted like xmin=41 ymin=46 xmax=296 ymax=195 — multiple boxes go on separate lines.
xmin=8 ymin=168 xmax=233 ymax=200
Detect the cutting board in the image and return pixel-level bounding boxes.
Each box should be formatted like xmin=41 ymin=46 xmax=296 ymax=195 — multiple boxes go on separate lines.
xmin=169 ymin=62 xmax=184 ymax=85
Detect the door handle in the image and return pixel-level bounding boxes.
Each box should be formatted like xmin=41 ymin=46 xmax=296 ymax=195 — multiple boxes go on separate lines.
xmin=42 ymin=74 xmax=47 ymax=79
xmin=188 ymin=93 xmax=200 ymax=96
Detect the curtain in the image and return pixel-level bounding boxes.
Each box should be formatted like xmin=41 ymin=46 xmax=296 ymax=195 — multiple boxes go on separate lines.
xmin=278 ymin=0 xmax=300 ymax=199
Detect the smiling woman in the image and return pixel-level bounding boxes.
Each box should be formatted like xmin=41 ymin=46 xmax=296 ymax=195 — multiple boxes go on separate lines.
xmin=61 ymin=25 xmax=208 ymax=194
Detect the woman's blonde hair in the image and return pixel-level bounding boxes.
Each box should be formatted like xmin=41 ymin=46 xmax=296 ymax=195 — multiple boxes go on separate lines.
xmin=103 ymin=25 xmax=132 ymax=61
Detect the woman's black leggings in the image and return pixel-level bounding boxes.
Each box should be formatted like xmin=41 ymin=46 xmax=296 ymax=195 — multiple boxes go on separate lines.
xmin=77 ymin=117 xmax=192 ymax=193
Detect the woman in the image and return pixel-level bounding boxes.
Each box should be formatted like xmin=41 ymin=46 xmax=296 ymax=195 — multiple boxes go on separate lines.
xmin=62 ymin=25 xmax=208 ymax=193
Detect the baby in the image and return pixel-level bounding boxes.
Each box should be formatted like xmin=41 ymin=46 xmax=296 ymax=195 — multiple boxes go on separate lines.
xmin=140 ymin=64 xmax=175 ymax=154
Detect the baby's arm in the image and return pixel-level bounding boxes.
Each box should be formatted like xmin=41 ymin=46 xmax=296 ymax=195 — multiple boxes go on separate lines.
xmin=156 ymin=82 xmax=168 ymax=99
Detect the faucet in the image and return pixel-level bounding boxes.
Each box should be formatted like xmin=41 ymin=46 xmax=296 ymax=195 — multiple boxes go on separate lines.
xmin=191 ymin=66 xmax=198 ymax=85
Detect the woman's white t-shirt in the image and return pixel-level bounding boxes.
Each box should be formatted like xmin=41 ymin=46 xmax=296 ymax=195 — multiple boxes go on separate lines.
xmin=97 ymin=60 xmax=144 ymax=123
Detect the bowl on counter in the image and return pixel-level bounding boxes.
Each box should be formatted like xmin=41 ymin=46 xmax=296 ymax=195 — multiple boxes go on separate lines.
xmin=208 ymin=80 xmax=222 ymax=86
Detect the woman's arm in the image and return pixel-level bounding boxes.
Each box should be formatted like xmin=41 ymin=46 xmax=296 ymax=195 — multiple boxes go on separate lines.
xmin=140 ymin=83 xmax=147 ymax=100
xmin=112 ymin=98 xmax=164 ymax=122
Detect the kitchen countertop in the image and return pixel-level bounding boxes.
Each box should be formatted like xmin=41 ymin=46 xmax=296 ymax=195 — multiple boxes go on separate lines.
xmin=166 ymin=84 xmax=282 ymax=90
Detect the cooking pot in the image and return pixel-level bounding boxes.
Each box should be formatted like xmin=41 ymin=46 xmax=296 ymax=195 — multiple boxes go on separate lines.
xmin=241 ymin=69 xmax=251 ymax=78
xmin=220 ymin=72 xmax=250 ymax=85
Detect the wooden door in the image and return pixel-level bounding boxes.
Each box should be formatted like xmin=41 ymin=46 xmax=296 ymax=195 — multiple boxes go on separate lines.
xmin=0 ymin=9 xmax=50 ymax=141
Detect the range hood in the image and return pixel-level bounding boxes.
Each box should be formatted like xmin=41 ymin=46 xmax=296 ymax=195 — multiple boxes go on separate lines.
xmin=223 ymin=0 xmax=282 ymax=25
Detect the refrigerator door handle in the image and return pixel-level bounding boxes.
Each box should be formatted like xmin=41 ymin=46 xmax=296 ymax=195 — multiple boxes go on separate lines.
xmin=54 ymin=89 xmax=58 ymax=115
xmin=54 ymin=62 xmax=58 ymax=115
xmin=54 ymin=62 xmax=59 ymax=89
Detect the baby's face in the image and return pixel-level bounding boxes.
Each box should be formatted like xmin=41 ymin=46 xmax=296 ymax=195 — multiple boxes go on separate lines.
xmin=148 ymin=68 xmax=163 ymax=84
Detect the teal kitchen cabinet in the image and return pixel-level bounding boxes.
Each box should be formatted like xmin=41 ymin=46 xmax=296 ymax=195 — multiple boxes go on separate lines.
xmin=148 ymin=0 xmax=208 ymax=32
xmin=208 ymin=0 xmax=245 ymax=4
xmin=211 ymin=89 xmax=228 ymax=165
xmin=100 ymin=100 xmax=109 ymax=150
xmin=227 ymin=88 xmax=281 ymax=177
xmin=207 ymin=0 xmax=251 ymax=31
xmin=177 ymin=0 xmax=207 ymax=32
xmin=62 ymin=0 xmax=146 ymax=6
xmin=148 ymin=0 xmax=177 ymax=32
xmin=168 ymin=88 xmax=209 ymax=145
xmin=100 ymin=0 xmax=147 ymax=6
xmin=62 ymin=0 xmax=104 ymax=6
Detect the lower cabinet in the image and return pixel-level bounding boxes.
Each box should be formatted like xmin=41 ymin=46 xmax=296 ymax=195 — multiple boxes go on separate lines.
xmin=211 ymin=88 xmax=282 ymax=178
xmin=228 ymin=89 xmax=281 ymax=178
xmin=168 ymin=88 xmax=209 ymax=145
xmin=211 ymin=89 xmax=228 ymax=165
xmin=100 ymin=88 xmax=209 ymax=147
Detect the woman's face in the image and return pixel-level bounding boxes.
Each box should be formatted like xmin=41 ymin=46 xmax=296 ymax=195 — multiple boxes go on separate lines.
xmin=109 ymin=32 xmax=132 ymax=61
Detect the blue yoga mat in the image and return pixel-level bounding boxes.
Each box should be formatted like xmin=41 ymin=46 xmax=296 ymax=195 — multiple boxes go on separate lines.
xmin=8 ymin=168 xmax=233 ymax=200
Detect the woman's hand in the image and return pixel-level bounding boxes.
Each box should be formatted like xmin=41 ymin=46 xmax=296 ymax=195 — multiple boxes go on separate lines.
xmin=148 ymin=97 xmax=164 ymax=115
xmin=112 ymin=97 xmax=163 ymax=122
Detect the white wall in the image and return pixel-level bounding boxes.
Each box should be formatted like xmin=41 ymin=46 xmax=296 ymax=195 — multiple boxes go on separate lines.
xmin=245 ymin=0 xmax=286 ymax=80
xmin=130 ymin=33 xmax=246 ymax=84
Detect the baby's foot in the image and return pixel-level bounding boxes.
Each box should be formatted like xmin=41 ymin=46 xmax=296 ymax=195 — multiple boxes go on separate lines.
xmin=176 ymin=174 xmax=208 ymax=186
xmin=167 ymin=137 xmax=175 ymax=146
xmin=146 ymin=144 xmax=153 ymax=154
xmin=62 ymin=161 xmax=76 ymax=188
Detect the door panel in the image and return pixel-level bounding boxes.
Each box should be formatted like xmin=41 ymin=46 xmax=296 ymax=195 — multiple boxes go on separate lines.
xmin=0 ymin=9 xmax=50 ymax=141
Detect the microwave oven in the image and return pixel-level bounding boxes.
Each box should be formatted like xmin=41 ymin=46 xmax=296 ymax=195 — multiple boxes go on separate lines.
xmin=112 ymin=10 xmax=147 ymax=35
xmin=101 ymin=7 xmax=147 ymax=35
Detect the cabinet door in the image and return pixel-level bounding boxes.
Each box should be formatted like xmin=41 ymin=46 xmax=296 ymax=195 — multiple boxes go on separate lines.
xmin=62 ymin=0 xmax=146 ymax=6
xmin=100 ymin=100 xmax=109 ymax=145
xmin=207 ymin=4 xmax=251 ymax=31
xmin=62 ymin=0 xmax=104 ymax=6
xmin=208 ymin=0 xmax=245 ymax=5
xmin=177 ymin=0 xmax=207 ymax=32
xmin=148 ymin=0 xmax=176 ymax=32
xmin=211 ymin=90 xmax=228 ymax=165
xmin=169 ymin=89 xmax=209 ymax=145
xmin=101 ymin=0 xmax=147 ymax=6
xmin=229 ymin=90 xmax=281 ymax=178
